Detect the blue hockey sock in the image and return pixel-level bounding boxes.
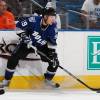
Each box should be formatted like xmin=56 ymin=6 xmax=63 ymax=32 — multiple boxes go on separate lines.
xmin=44 ymin=70 xmax=55 ymax=80
xmin=4 ymin=68 xmax=15 ymax=80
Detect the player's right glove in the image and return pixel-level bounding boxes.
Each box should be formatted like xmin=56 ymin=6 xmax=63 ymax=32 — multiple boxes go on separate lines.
xmin=16 ymin=29 xmax=31 ymax=44
xmin=22 ymin=35 xmax=38 ymax=55
xmin=19 ymin=32 xmax=31 ymax=44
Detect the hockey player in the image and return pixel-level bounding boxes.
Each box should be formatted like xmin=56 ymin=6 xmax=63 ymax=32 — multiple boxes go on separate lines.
xmin=0 ymin=8 xmax=60 ymax=91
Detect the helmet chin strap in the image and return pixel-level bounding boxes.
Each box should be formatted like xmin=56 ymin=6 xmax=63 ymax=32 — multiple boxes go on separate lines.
xmin=41 ymin=16 xmax=49 ymax=31
xmin=42 ymin=16 xmax=49 ymax=26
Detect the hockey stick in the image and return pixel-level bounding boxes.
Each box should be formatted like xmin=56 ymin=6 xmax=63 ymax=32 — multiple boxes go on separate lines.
xmin=31 ymin=0 xmax=44 ymax=9
xmin=58 ymin=66 xmax=100 ymax=92
xmin=30 ymin=45 xmax=100 ymax=92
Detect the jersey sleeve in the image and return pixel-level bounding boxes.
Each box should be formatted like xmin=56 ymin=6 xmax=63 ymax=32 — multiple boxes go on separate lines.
xmin=48 ymin=23 xmax=58 ymax=46
xmin=16 ymin=17 xmax=29 ymax=30
xmin=16 ymin=16 xmax=36 ymax=31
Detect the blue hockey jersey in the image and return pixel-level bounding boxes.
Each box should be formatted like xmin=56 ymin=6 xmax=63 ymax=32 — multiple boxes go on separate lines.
xmin=16 ymin=16 xmax=58 ymax=47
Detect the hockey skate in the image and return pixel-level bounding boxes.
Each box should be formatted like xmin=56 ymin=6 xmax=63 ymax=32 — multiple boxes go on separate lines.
xmin=44 ymin=79 xmax=60 ymax=88
xmin=0 ymin=80 xmax=9 ymax=95
xmin=0 ymin=79 xmax=10 ymax=88
xmin=0 ymin=89 xmax=5 ymax=95
xmin=44 ymin=73 xmax=60 ymax=88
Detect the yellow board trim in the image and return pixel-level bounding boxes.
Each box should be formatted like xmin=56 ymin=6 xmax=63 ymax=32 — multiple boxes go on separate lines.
xmin=0 ymin=75 xmax=100 ymax=90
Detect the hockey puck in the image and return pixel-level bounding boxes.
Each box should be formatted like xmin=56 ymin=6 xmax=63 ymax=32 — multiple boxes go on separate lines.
xmin=0 ymin=89 xmax=5 ymax=95
xmin=55 ymin=83 xmax=60 ymax=88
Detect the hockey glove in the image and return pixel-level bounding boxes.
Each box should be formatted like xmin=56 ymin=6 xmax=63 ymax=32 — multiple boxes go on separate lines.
xmin=48 ymin=48 xmax=59 ymax=68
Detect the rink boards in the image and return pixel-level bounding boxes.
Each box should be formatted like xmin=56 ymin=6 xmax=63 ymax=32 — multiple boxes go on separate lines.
xmin=0 ymin=31 xmax=100 ymax=90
